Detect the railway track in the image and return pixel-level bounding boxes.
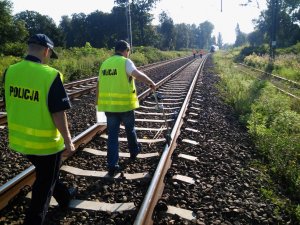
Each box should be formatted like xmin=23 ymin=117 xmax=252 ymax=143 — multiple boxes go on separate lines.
xmin=0 ymin=55 xmax=291 ymax=224
xmin=238 ymin=63 xmax=300 ymax=101
xmin=0 ymin=56 xmax=199 ymax=223
xmin=0 ymin=56 xmax=194 ymax=191
xmin=153 ymin=57 xmax=286 ymax=224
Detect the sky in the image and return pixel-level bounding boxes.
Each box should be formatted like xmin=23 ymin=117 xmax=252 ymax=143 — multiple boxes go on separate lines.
xmin=10 ymin=0 xmax=267 ymax=44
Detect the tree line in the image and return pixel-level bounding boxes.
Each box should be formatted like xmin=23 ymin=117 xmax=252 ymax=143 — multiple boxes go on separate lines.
xmin=0 ymin=0 xmax=220 ymax=56
xmin=1 ymin=0 xmax=300 ymax=57
xmin=235 ymin=0 xmax=300 ymax=49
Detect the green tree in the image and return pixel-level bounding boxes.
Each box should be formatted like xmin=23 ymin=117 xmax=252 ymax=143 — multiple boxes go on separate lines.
xmin=253 ymin=0 xmax=300 ymax=48
xmin=59 ymin=16 xmax=72 ymax=47
xmin=85 ymin=10 xmax=112 ymax=48
xmin=108 ymin=6 xmax=129 ymax=46
xmin=189 ymin=24 xmax=198 ymax=49
xmin=158 ymin=11 xmax=175 ymax=50
xmin=14 ymin=10 xmax=63 ymax=46
xmin=198 ymin=21 xmax=214 ymax=49
xmin=234 ymin=23 xmax=247 ymax=47
xmin=68 ymin=13 xmax=87 ymax=47
xmin=247 ymin=30 xmax=265 ymax=46
xmin=0 ymin=1 xmax=27 ymax=46
xmin=0 ymin=0 xmax=13 ymax=46
xmin=211 ymin=35 xmax=216 ymax=46
xmin=174 ymin=23 xmax=191 ymax=50
xmin=115 ymin=0 xmax=160 ymax=46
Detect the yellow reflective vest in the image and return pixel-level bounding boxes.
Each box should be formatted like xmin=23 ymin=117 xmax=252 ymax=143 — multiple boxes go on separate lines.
xmin=97 ymin=55 xmax=139 ymax=112
xmin=5 ymin=60 xmax=65 ymax=155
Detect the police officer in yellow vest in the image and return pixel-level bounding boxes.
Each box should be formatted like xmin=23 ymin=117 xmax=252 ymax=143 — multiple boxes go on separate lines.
xmin=96 ymin=40 xmax=155 ymax=176
xmin=3 ymin=34 xmax=76 ymax=225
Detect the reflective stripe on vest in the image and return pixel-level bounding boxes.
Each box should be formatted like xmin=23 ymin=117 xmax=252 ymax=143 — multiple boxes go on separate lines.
xmin=5 ymin=60 xmax=65 ymax=155
xmin=10 ymin=136 xmax=63 ymax=150
xmin=9 ymin=123 xmax=59 ymax=137
xmin=97 ymin=55 xmax=139 ymax=112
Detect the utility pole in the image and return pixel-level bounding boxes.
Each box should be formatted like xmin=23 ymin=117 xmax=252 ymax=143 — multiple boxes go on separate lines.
xmin=221 ymin=0 xmax=223 ymax=12
xmin=126 ymin=0 xmax=133 ymax=51
xmin=269 ymin=0 xmax=278 ymax=61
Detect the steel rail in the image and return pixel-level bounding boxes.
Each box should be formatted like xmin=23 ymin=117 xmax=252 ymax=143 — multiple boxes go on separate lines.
xmin=0 ymin=58 xmax=194 ymax=211
xmin=138 ymin=59 xmax=196 ymax=100
xmin=134 ymin=56 xmax=207 ymax=225
xmin=273 ymin=85 xmax=300 ymax=100
xmin=239 ymin=63 xmax=300 ymax=88
xmin=138 ymin=55 xmax=192 ymax=70
xmin=64 ymin=78 xmax=97 ymax=88
xmin=237 ymin=64 xmax=300 ymax=101
xmin=0 ymin=167 xmax=35 ymax=211
xmin=67 ymin=86 xmax=96 ymax=99
xmin=0 ymin=124 xmax=105 ymax=210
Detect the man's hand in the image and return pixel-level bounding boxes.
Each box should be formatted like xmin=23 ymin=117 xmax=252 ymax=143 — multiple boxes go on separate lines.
xmin=149 ymin=80 xmax=156 ymax=91
xmin=62 ymin=141 xmax=75 ymax=158
xmin=149 ymin=84 xmax=155 ymax=90
xmin=51 ymin=111 xmax=75 ymax=159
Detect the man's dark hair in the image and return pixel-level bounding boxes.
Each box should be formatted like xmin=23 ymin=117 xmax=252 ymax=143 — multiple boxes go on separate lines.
xmin=115 ymin=40 xmax=130 ymax=53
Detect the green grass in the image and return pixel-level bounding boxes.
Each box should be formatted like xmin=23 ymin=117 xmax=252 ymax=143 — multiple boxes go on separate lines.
xmin=213 ymin=50 xmax=300 ymax=223
xmin=242 ymin=44 xmax=300 ymax=82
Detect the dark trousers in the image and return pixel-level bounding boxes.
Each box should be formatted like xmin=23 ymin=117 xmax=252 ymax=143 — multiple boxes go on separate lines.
xmin=23 ymin=151 xmax=70 ymax=225
xmin=105 ymin=111 xmax=140 ymax=169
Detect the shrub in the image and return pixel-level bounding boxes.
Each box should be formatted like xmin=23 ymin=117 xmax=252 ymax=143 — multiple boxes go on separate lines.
xmin=50 ymin=47 xmax=112 ymax=82
xmin=0 ymin=45 xmax=190 ymax=84
xmin=0 ymin=42 xmax=26 ymax=57
xmin=271 ymin=111 xmax=300 ymax=134
xmin=244 ymin=53 xmax=269 ymax=70
xmin=296 ymin=205 xmax=300 ymax=221
xmin=130 ymin=51 xmax=148 ymax=66
xmin=0 ymin=56 xmax=21 ymax=76
xmin=235 ymin=45 xmax=269 ymax=62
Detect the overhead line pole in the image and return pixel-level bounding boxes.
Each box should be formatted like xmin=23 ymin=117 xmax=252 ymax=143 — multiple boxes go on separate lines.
xmin=270 ymin=0 xmax=278 ymax=61
xmin=127 ymin=0 xmax=133 ymax=52
xmin=221 ymin=0 xmax=278 ymax=62
xmin=221 ymin=0 xmax=223 ymax=12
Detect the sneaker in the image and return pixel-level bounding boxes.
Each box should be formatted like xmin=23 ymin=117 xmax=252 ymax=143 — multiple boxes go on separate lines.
xmin=108 ymin=165 xmax=122 ymax=177
xmin=68 ymin=187 xmax=78 ymax=199
xmin=58 ymin=187 xmax=78 ymax=209
xmin=130 ymin=152 xmax=138 ymax=161
xmin=108 ymin=168 xmax=116 ymax=177
xmin=130 ymin=144 xmax=142 ymax=160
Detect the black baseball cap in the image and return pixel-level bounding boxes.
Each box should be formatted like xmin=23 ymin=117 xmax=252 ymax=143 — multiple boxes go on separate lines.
xmin=28 ymin=34 xmax=58 ymax=59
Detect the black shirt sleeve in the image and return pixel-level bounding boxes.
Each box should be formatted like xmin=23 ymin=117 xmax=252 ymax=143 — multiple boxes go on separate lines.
xmin=1 ymin=70 xmax=7 ymax=103
xmin=48 ymin=74 xmax=71 ymax=113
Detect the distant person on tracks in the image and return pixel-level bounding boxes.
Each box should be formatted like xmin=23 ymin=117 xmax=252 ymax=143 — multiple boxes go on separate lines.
xmin=96 ymin=40 xmax=156 ymax=176
xmin=3 ymin=33 xmax=76 ymax=225
xmin=193 ymin=49 xmax=196 ymax=58
xmin=199 ymin=49 xmax=204 ymax=58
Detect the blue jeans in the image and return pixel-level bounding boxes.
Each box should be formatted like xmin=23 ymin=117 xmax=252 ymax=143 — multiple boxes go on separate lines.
xmin=105 ymin=110 xmax=140 ymax=169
